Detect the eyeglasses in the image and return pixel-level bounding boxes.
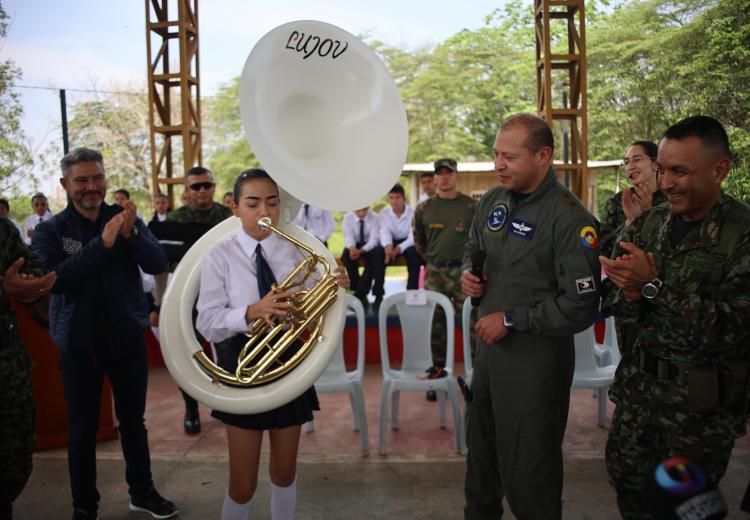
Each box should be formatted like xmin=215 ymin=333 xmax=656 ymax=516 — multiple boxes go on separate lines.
xmin=622 ymin=155 xmax=650 ymax=167
xmin=189 ymin=181 xmax=215 ymax=191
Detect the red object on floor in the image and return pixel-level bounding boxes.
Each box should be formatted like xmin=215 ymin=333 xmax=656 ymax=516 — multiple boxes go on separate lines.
xmin=12 ymin=301 xmax=118 ymax=451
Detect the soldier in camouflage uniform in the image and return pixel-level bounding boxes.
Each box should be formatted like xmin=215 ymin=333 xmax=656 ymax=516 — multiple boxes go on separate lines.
xmin=413 ymin=158 xmax=477 ymax=388
xmin=601 ymin=116 xmax=750 ymax=519
xmin=600 ymin=141 xmax=667 ymax=358
xmin=0 ymin=217 xmax=55 ymax=520
xmin=157 ymin=166 xmax=232 ymax=434
xmin=600 ymin=141 xmax=666 ymax=258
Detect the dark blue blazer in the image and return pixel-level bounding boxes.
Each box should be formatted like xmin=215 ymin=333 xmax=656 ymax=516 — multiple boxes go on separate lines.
xmin=32 ymin=202 xmax=167 ymax=354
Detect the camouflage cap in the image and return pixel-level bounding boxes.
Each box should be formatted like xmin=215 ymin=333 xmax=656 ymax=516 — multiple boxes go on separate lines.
xmin=434 ymin=158 xmax=458 ymax=173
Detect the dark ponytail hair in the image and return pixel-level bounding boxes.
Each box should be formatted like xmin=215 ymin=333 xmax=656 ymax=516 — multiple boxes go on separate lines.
xmin=232 ymin=168 xmax=278 ymax=204
xmin=630 ymin=140 xmax=658 ymax=161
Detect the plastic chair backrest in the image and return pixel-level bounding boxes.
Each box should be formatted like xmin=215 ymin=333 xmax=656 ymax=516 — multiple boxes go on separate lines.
xmin=379 ymin=290 xmax=455 ymax=375
xmin=573 ymin=325 xmax=599 ymax=371
xmin=603 ymin=316 xmax=622 ymax=366
xmin=461 ymin=297 xmax=474 ymax=375
xmin=321 ymin=294 xmax=365 ymax=378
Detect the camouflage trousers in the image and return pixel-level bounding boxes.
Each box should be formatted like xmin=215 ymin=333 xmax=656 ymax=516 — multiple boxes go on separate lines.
xmin=605 ymin=359 xmax=738 ymax=519
xmin=0 ymin=339 xmax=35 ymax=517
xmin=424 ymin=264 xmax=476 ymax=369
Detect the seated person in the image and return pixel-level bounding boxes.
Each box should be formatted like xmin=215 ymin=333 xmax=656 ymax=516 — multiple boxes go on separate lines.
xmin=341 ymin=207 xmax=385 ymax=310
xmin=294 ymin=203 xmax=336 ymax=247
xmin=379 ymin=184 xmax=422 ymax=289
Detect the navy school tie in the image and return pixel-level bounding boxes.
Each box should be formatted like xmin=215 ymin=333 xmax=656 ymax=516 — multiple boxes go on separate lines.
xmin=255 ymin=243 xmax=277 ymax=298
xmin=358 ymin=219 xmax=365 ymax=247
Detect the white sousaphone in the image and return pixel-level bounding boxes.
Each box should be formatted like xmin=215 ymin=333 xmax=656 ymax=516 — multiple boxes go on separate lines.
xmin=159 ymin=20 xmax=408 ymax=414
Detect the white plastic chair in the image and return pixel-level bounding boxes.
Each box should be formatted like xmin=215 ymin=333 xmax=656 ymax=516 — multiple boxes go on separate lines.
xmin=594 ymin=316 xmax=622 ymax=367
xmin=461 ymin=296 xmax=475 ymax=387
xmin=306 ymin=294 xmax=368 ymax=456
xmin=571 ymin=325 xmax=617 ymax=427
xmin=378 ymin=290 xmax=465 ymax=454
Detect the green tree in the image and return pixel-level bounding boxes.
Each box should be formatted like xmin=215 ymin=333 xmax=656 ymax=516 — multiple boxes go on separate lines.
xmin=0 ymin=3 xmax=34 ymax=193
xmin=203 ymin=77 xmax=258 ymax=192
xmin=66 ymin=87 xmax=153 ymax=212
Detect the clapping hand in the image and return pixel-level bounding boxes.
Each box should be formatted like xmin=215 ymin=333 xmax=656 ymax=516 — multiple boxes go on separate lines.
xmin=119 ymin=200 xmax=138 ymax=238
xmin=2 ymin=257 xmax=56 ymax=303
xmin=599 ymin=242 xmax=657 ymax=301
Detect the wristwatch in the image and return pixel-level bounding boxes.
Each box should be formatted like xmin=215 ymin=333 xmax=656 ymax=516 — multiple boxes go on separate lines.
xmin=503 ymin=311 xmax=514 ymax=328
xmin=641 ymin=278 xmax=663 ymax=300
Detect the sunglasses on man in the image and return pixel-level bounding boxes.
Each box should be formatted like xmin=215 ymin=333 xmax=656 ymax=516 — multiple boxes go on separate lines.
xmin=189 ymin=181 xmax=215 ymax=191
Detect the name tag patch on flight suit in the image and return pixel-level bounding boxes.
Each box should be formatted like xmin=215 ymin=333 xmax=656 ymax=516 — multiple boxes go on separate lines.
xmin=509 ymin=218 xmax=535 ymax=240
xmin=486 ymin=203 xmax=508 ymax=231
xmin=576 ymin=276 xmax=596 ymax=294
xmin=579 ymin=226 xmax=599 ymax=250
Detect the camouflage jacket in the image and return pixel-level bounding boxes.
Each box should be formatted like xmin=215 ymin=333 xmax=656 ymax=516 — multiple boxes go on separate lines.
xmin=605 ymin=192 xmax=750 ymax=365
xmin=0 ymin=217 xmax=43 ymax=336
xmin=600 ymin=188 xmax=667 ymax=258
xmin=166 ymin=203 xmax=232 ymax=226
xmin=413 ymin=193 xmax=476 ymax=263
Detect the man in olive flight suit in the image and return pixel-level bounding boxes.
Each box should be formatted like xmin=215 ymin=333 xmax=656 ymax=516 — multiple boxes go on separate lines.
xmin=601 ymin=116 xmax=750 ymax=519
xmin=461 ymin=113 xmax=601 ymax=519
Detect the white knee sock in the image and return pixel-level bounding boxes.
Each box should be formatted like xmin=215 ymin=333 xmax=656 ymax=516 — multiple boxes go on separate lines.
xmin=270 ymin=477 xmax=297 ymax=520
xmin=222 ymin=491 xmax=251 ymax=520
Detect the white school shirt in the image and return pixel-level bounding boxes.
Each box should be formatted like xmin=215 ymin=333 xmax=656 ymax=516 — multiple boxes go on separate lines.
xmin=379 ymin=205 xmax=414 ymax=251
xmin=342 ymin=211 xmax=379 ymax=252
xmin=23 ymin=211 xmax=53 ymax=245
xmin=196 ymin=230 xmax=304 ymax=343
xmin=294 ymin=204 xmax=336 ymax=243
xmin=418 ymin=193 xmax=430 ymax=202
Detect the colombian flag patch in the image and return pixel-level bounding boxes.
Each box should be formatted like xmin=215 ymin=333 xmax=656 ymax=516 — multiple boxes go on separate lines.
xmin=579 ymin=226 xmax=599 ymax=250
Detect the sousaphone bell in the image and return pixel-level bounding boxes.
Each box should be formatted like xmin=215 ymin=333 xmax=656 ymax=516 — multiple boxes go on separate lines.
xmin=159 ymin=20 xmax=408 ymax=414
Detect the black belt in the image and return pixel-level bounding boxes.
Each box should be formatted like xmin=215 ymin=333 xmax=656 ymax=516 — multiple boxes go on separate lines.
xmin=429 ymin=258 xmax=462 ymax=268
xmin=637 ymin=349 xmax=688 ymax=381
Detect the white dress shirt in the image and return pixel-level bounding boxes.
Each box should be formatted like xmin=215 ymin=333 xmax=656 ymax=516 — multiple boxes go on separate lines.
xmin=294 ymin=204 xmax=336 ymax=243
xmin=379 ymin=205 xmax=414 ymax=251
xmin=418 ymin=193 xmax=430 ymax=202
xmin=342 ymin=211 xmax=380 ymax=252
xmin=23 ymin=211 xmax=53 ymax=245
xmin=196 ymin=230 xmax=304 ymax=343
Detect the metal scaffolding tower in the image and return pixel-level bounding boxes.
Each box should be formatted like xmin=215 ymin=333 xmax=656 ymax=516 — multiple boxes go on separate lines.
xmin=535 ymin=0 xmax=592 ymax=209
xmin=145 ymin=0 xmax=202 ymax=206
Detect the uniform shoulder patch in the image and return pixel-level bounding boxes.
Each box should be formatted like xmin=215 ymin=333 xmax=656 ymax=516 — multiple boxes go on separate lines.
xmin=579 ymin=226 xmax=599 ymax=250
xmin=486 ymin=203 xmax=508 ymax=231
xmin=576 ymin=276 xmax=596 ymax=294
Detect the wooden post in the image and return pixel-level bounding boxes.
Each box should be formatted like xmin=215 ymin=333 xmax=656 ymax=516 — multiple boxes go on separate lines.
xmin=535 ymin=0 xmax=590 ymax=211
xmin=145 ymin=0 xmax=202 ymax=208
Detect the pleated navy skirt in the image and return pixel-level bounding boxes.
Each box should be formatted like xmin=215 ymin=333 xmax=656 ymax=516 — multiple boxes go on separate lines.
xmin=211 ymin=334 xmax=320 ymax=431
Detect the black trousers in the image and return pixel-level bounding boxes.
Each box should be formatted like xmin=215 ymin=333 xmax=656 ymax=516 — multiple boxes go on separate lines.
xmin=60 ymin=332 xmax=153 ymax=513
xmin=341 ymin=245 xmax=385 ymax=298
xmin=390 ymin=239 xmax=423 ymax=290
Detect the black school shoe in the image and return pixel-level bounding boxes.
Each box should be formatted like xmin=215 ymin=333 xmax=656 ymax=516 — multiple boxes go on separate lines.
xmin=129 ymin=487 xmax=178 ymax=519
xmin=183 ymin=407 xmax=200 ymax=435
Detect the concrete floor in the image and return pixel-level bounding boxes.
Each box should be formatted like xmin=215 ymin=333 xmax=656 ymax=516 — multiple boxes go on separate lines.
xmin=14 ymin=364 xmax=750 ymax=519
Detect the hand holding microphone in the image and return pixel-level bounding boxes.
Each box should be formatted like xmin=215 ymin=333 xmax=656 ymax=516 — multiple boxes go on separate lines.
xmin=460 ymin=250 xmax=486 ymax=307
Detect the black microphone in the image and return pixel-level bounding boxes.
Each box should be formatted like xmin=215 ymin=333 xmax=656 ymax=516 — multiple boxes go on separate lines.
xmin=470 ymin=249 xmax=486 ymax=307
xmin=643 ymin=456 xmax=727 ymax=520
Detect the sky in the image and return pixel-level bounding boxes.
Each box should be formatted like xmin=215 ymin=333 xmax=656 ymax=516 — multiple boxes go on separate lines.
xmin=1 ymin=0 xmax=506 ymax=194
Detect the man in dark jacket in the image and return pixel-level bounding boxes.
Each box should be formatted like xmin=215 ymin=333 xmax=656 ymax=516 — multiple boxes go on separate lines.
xmin=32 ymin=147 xmax=177 ymax=520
